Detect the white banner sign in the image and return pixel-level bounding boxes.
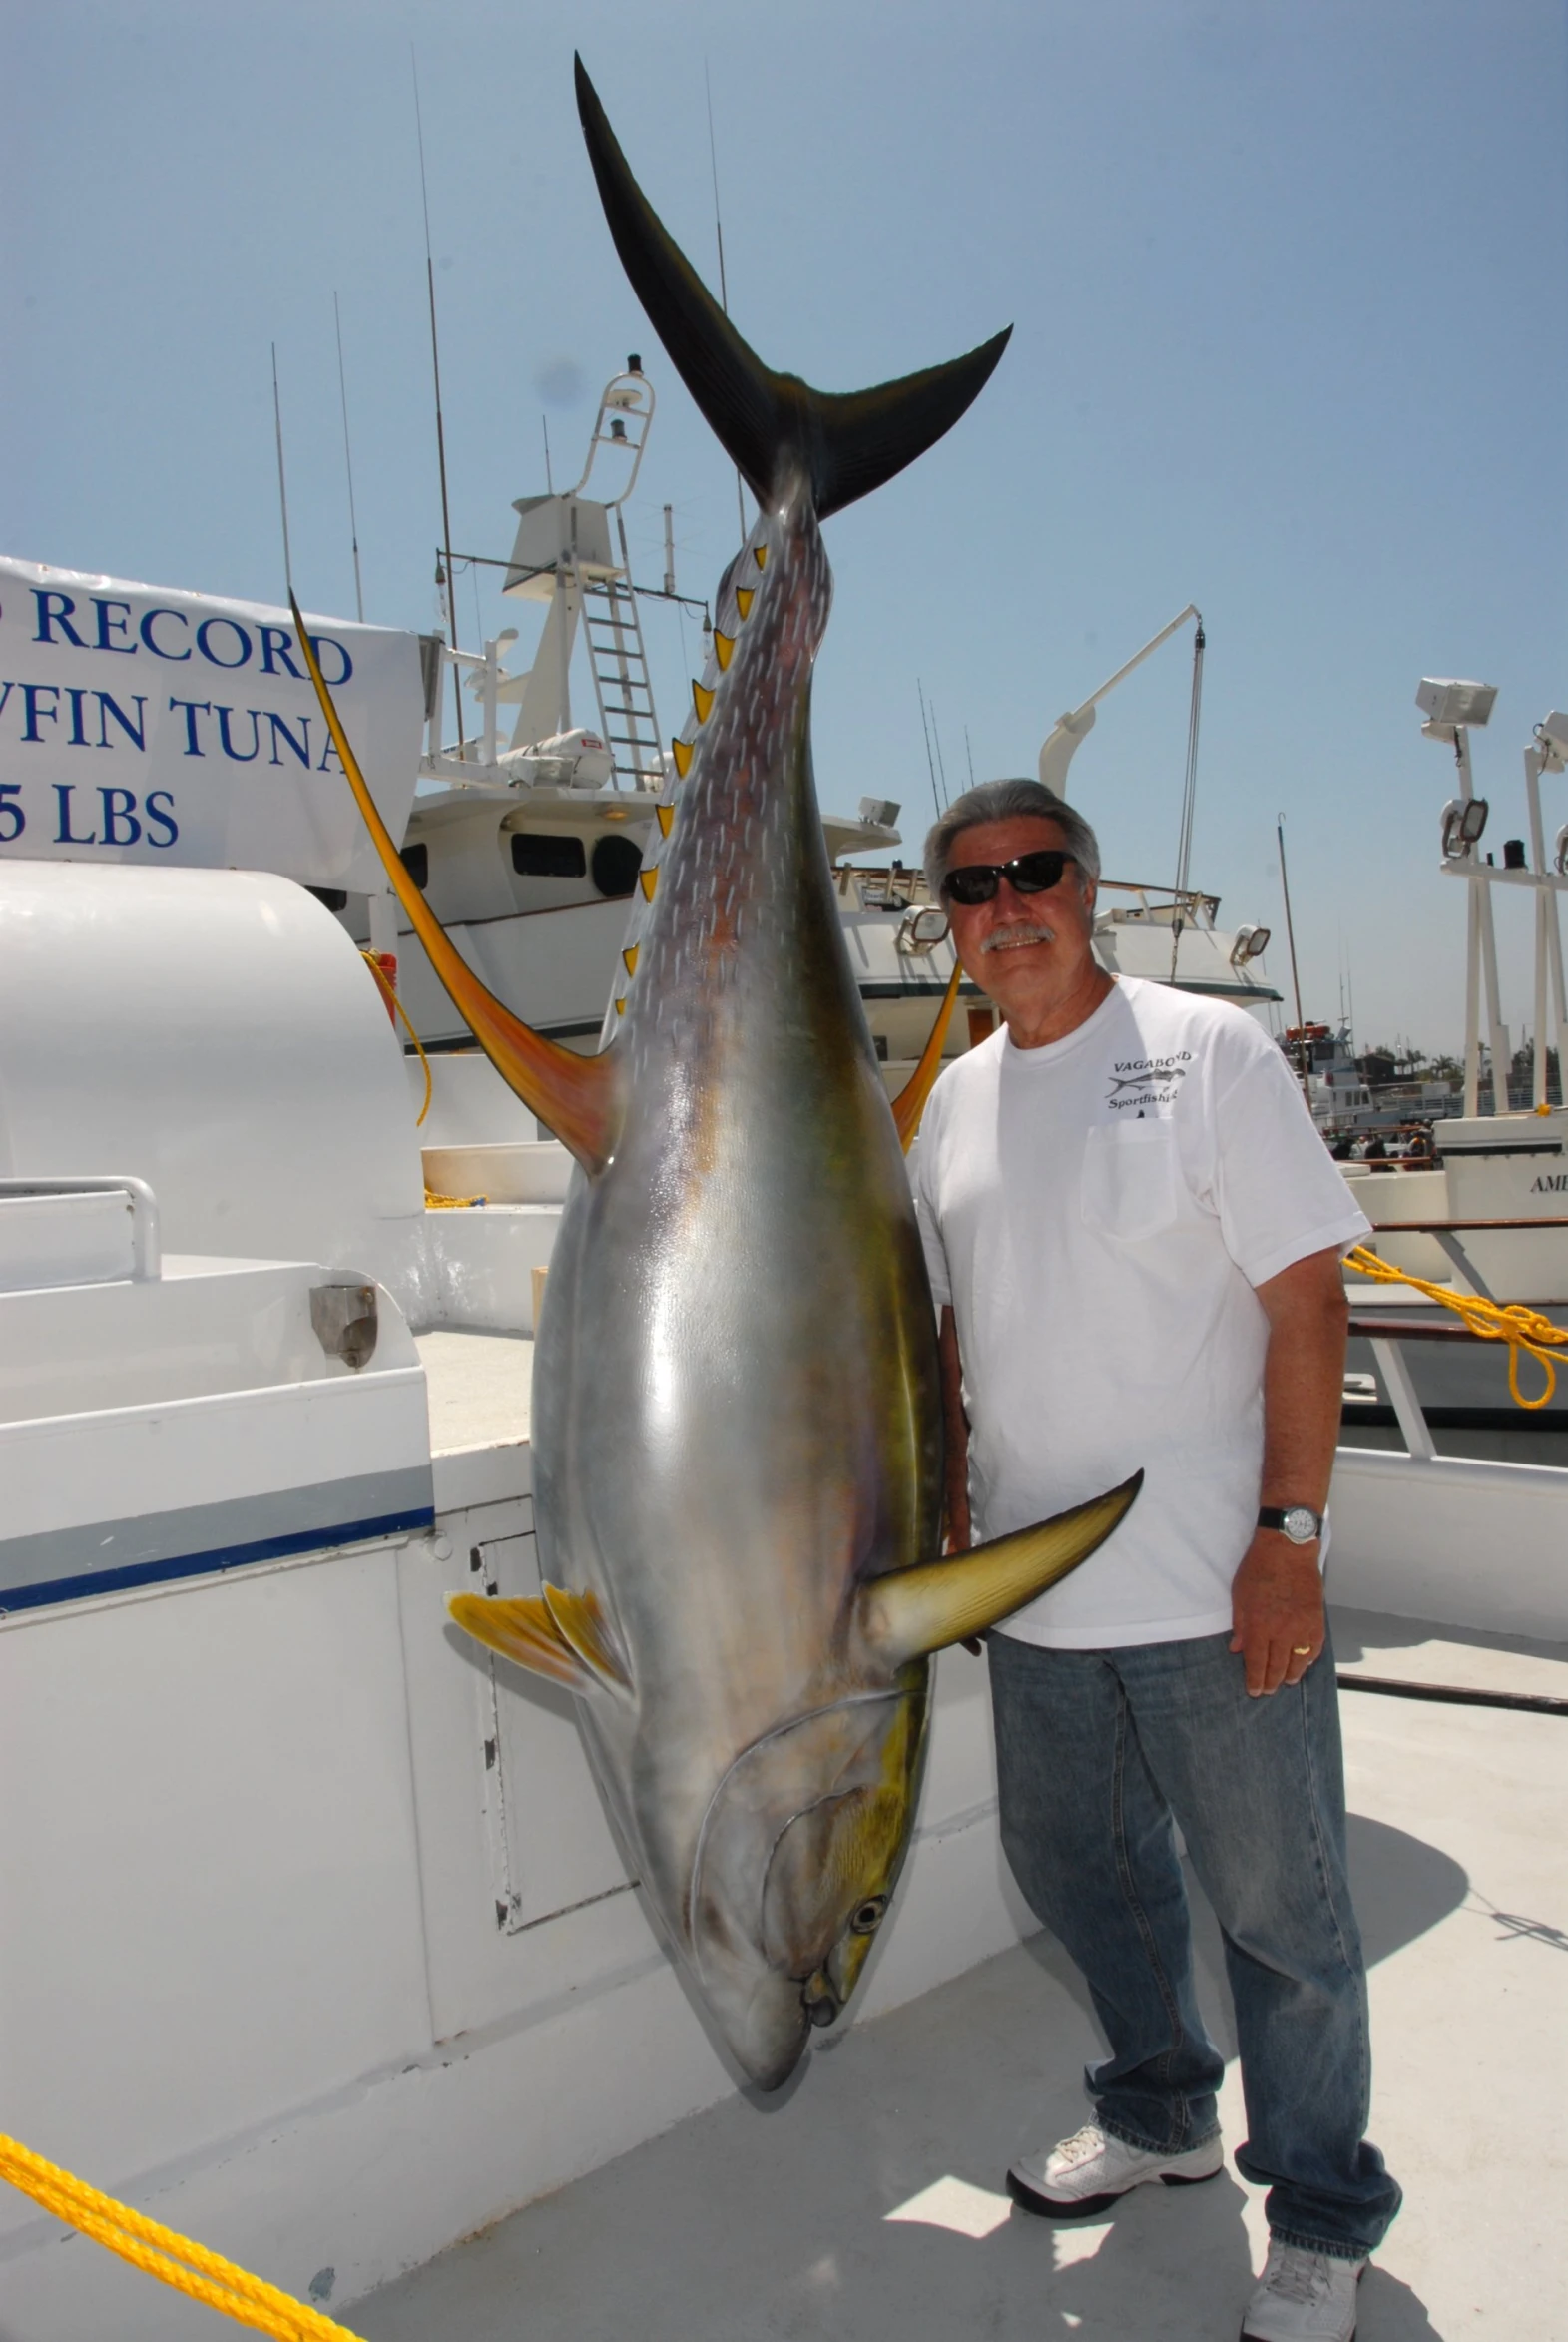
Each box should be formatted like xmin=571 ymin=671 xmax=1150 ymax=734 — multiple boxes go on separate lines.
xmin=0 ymin=559 xmax=424 ymax=891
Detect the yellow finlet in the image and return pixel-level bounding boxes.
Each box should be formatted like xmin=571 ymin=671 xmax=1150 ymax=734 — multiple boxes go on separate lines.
xmin=753 ymin=544 xmax=768 ymax=570
xmin=640 ymin=867 xmax=659 ymax=901
xmin=614 ymin=996 xmax=627 ymax=1015
xmin=735 ymin=587 xmax=754 ymax=620
xmin=714 ymin=630 xmax=735 ymax=671
xmin=623 ymin=943 xmax=640 ymax=975
xmin=672 ymin=736 xmax=694 ymax=778
xmin=693 ymin=680 xmax=715 ymax=724
xmin=890 ymin=962 xmax=963 ymax=1152
xmin=657 ymin=803 xmax=675 ymax=836
xmin=290 ymin=597 xmax=621 ymax=1179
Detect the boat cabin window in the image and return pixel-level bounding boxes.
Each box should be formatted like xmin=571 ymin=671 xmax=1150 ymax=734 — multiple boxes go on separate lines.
xmin=591 ymin=835 xmax=644 ymax=899
xmin=512 ymin=833 xmax=587 ymax=879
xmin=400 ymin=843 xmax=429 ymax=890
xmin=307 ymin=885 xmax=349 ymax=913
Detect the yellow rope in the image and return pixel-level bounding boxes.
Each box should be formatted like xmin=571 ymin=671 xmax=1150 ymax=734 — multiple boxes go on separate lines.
xmin=0 ymin=2133 xmax=367 ymax=2341
xmin=1345 ymin=1243 xmax=1568 ymax=1410
xmin=360 ymin=950 xmax=432 ymax=1128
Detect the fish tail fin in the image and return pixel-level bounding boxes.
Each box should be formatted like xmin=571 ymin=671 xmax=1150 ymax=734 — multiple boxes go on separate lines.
xmin=575 ymin=57 xmax=1010 ymax=521
xmin=290 ymin=599 xmax=621 ymax=1177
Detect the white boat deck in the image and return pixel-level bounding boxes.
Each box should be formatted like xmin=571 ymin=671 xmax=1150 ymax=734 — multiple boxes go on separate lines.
xmin=354 ymin=1604 xmax=1568 ymax=2342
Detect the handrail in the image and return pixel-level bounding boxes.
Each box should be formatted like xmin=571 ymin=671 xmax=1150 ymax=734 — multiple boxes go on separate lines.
xmin=0 ymin=1175 xmax=161 ymax=1280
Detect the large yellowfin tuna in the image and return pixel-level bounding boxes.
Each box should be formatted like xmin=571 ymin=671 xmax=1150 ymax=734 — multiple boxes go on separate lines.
xmin=295 ymin=58 xmax=1140 ymax=2090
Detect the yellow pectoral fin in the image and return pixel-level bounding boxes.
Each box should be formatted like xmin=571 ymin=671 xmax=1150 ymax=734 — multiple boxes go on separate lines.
xmin=542 ymin=1584 xmax=632 ymax=1692
xmin=890 ymin=962 xmax=962 ymax=1152
xmin=446 ymin=1593 xmax=596 ymax=1692
xmin=291 ymin=599 xmax=621 ymax=1176
xmin=855 ymin=1473 xmax=1144 ymax=1664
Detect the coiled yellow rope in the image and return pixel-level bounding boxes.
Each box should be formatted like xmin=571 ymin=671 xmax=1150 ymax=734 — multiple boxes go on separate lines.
xmin=1345 ymin=1244 xmax=1568 ymax=1410
xmin=0 ymin=2133 xmax=367 ymax=2340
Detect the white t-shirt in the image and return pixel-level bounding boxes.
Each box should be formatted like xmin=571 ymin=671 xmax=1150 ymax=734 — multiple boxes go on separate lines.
xmin=910 ymin=977 xmax=1369 ymax=1649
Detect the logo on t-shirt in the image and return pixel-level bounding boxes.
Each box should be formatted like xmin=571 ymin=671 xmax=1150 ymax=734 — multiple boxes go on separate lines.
xmin=1105 ymin=1054 xmax=1192 ymax=1114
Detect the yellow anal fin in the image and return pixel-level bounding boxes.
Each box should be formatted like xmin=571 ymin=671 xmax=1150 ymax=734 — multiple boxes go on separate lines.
xmin=890 ymin=962 xmax=962 ymax=1152
xmin=735 ymin=587 xmax=754 ymax=620
xmin=657 ymin=803 xmax=674 ymax=836
xmin=447 ymin=1593 xmax=595 ymax=1692
xmin=292 ymin=599 xmax=622 ymax=1178
xmin=693 ymin=680 xmax=715 ymax=724
xmin=542 ymin=1584 xmax=632 ymax=1692
xmin=855 ymin=1473 xmax=1144 ymax=1664
xmin=714 ymin=629 xmax=735 ymax=671
xmin=753 ymin=544 xmax=767 ymax=570
xmin=640 ymin=866 xmax=658 ymax=901
xmin=672 ymin=737 xmax=694 ymax=778
xmin=623 ymin=943 xmax=640 ymax=975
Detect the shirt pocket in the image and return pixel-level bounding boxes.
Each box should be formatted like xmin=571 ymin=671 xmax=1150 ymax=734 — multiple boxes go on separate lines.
xmin=1080 ymin=1122 xmax=1180 ymax=1242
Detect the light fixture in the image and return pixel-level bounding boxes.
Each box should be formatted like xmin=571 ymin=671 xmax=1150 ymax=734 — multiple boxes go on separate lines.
xmin=1440 ymin=796 xmax=1489 ymax=857
xmin=858 ymin=797 xmax=900 ymax=829
xmin=897 ymin=906 xmax=950 ymax=954
xmin=1555 ymin=823 xmax=1568 ymax=878
xmin=1537 ymin=711 xmax=1568 ymax=765
xmin=1230 ymin=923 xmax=1271 ymax=965
xmin=610 ymin=416 xmax=628 ymax=443
xmin=1416 ymin=678 xmax=1498 ymax=729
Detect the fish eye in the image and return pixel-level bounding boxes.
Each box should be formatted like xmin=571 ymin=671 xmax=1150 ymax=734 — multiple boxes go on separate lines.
xmin=850 ymin=1896 xmax=888 ymax=1935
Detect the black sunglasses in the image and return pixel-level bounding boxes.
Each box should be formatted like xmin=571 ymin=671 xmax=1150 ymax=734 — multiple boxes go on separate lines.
xmin=939 ymin=849 xmax=1078 ymax=907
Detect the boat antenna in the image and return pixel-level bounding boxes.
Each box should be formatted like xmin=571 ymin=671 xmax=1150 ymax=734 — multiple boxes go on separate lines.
xmin=1167 ymin=612 xmax=1206 ymax=981
xmin=929 ymin=700 xmax=952 ymax=810
xmin=1277 ymin=812 xmax=1311 ymax=1106
xmin=412 ymin=48 xmax=465 ymax=752
xmin=332 ymin=293 xmax=365 ymax=623
xmin=964 ymin=725 xmax=977 ymax=790
xmin=542 ymin=413 xmax=554 ymax=494
xmin=917 ymin=678 xmax=943 ymax=817
xmin=270 ymin=342 xmax=294 ymax=600
xmin=704 ymin=61 xmax=748 ymax=549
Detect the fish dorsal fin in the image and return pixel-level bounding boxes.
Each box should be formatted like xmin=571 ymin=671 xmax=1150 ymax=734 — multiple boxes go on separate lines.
xmin=542 ymin=1584 xmax=633 ymax=1694
xmin=575 ymin=57 xmax=1010 ymax=522
xmin=447 ymin=1593 xmax=597 ymax=1693
xmin=292 ymin=602 xmax=622 ymax=1177
xmin=890 ymin=963 xmax=962 ymax=1152
xmin=853 ymin=1474 xmax=1143 ymax=1665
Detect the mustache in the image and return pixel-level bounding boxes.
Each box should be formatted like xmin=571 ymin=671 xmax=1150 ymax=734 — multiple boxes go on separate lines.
xmin=980 ymin=919 xmax=1056 ymax=953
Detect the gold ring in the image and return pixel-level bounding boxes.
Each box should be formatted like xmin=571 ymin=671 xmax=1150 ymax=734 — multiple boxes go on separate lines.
xmin=1292 ymin=1645 xmax=1313 ymax=1656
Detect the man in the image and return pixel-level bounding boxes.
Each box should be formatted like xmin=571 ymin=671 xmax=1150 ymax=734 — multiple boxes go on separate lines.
xmin=910 ymin=780 xmax=1400 ymax=2342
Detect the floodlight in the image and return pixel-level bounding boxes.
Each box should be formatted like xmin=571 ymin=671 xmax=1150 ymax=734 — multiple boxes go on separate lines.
xmin=1230 ymin=924 xmax=1271 ymax=965
xmin=898 ymin=906 xmax=950 ymax=955
xmin=858 ymin=797 xmax=901 ymax=829
xmin=1537 ymin=711 xmax=1568 ymax=765
xmin=1440 ymin=797 xmax=1489 ymax=858
xmin=1416 ymin=678 xmax=1497 ymax=729
xmin=1555 ymin=823 xmax=1568 ymax=878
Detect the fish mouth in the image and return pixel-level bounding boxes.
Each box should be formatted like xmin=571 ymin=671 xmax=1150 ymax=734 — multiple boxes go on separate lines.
xmin=801 ymin=1975 xmax=840 ymax=2029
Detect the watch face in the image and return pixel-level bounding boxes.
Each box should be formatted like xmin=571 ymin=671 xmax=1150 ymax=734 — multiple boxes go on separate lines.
xmin=1283 ymin=1506 xmax=1319 ymax=1544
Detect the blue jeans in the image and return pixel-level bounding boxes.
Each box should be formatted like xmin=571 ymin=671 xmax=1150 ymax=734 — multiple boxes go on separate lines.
xmin=988 ymin=1626 xmax=1401 ymax=2261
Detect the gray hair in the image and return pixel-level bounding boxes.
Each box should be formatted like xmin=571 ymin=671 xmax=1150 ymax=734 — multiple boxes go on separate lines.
xmin=923 ymin=778 xmax=1101 ymax=897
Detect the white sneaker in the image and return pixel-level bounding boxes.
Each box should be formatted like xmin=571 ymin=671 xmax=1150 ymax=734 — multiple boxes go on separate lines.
xmin=1241 ymin=2242 xmax=1366 ymax=2341
xmin=1007 ymin=2119 xmax=1224 ymax=2219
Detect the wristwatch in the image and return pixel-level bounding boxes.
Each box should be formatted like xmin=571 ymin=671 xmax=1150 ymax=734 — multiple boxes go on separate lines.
xmin=1258 ymin=1504 xmax=1324 ymax=1545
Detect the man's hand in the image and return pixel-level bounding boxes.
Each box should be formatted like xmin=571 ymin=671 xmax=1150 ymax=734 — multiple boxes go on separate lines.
xmin=1230 ymin=1530 xmax=1325 ymax=1695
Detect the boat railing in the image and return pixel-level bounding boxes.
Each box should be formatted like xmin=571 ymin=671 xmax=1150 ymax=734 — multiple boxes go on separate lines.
xmin=0 ymin=1173 xmax=162 ymax=1281
xmin=833 ymin=866 xmax=1222 ymax=924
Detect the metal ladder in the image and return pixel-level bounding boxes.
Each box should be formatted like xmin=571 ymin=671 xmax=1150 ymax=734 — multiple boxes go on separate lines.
xmin=583 ymin=513 xmax=663 ymax=790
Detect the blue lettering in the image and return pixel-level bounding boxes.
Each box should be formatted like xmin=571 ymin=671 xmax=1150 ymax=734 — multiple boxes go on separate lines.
xmin=266 ymin=710 xmax=311 ymax=767
xmin=259 ymin=625 xmax=304 ymax=680
xmin=0 ymin=684 xmax=11 ymax=719
xmin=32 ymin=590 xmax=87 ymax=648
xmin=316 ymin=731 xmax=342 ymax=773
xmin=94 ymin=691 xmax=147 ymax=751
xmin=216 ymin=705 xmax=261 ymax=762
xmin=65 ymin=686 xmax=89 ymax=746
xmin=169 ymin=696 xmax=212 ymax=755
xmin=93 ymin=599 xmax=135 ymax=654
xmin=139 ymin=607 xmax=191 ymax=661
xmin=144 ymin=790 xmax=179 ymax=849
xmin=99 ymin=787 xmax=141 ymax=845
xmin=0 ymin=783 xmax=23 ymax=842
xmin=196 ymin=617 xmax=252 ymax=669
xmin=52 ymin=785 xmax=97 ymax=845
xmin=22 ymin=683 xmax=60 ymax=741
xmin=308 ymin=634 xmax=352 ymax=686
xmin=144 ymin=791 xmax=178 ymax=848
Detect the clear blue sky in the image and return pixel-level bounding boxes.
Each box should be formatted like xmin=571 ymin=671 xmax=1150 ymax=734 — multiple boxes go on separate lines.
xmin=4 ymin=0 xmax=1564 ymax=1055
